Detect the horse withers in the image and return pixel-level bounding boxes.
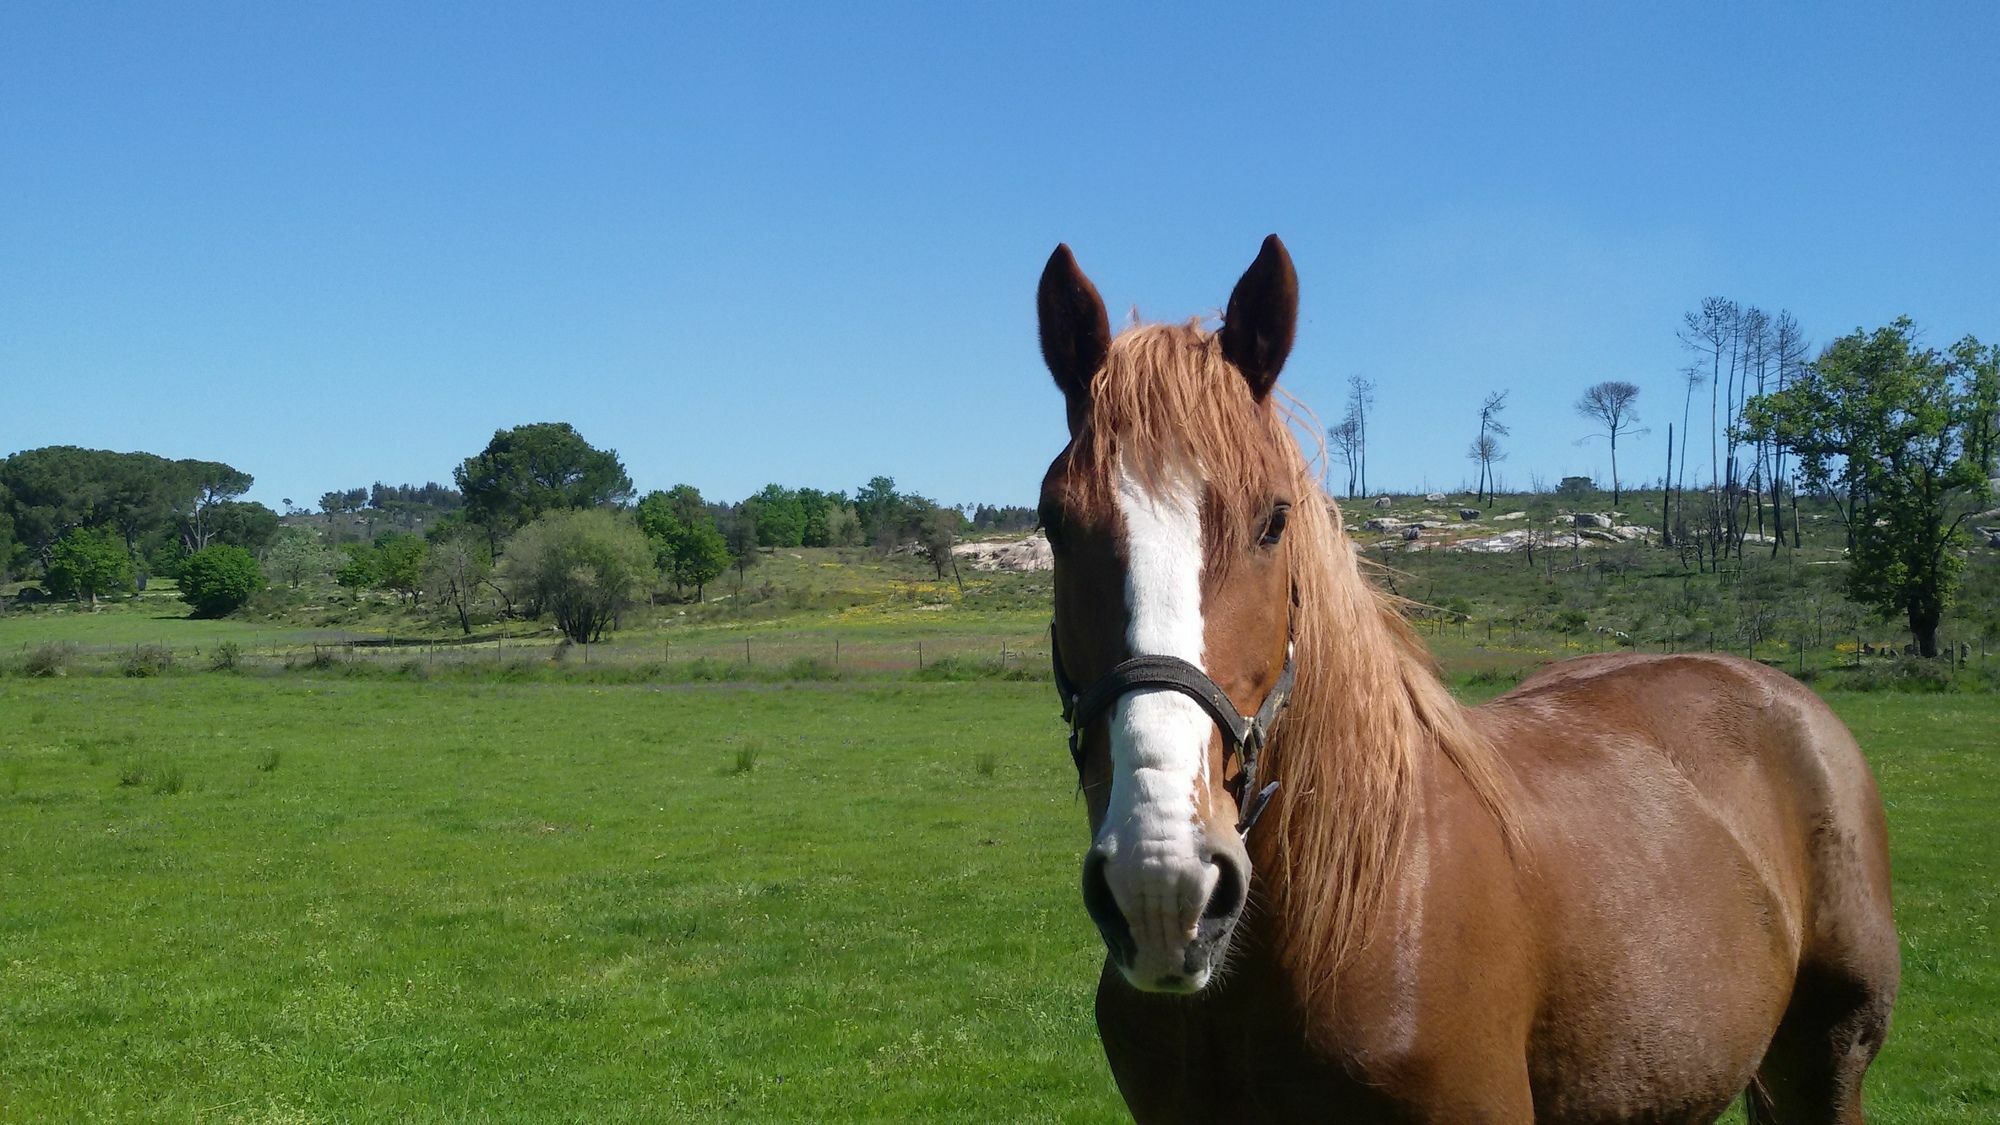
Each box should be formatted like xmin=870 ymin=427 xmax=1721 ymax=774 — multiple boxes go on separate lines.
xmin=1035 ymin=236 xmax=1897 ymax=1122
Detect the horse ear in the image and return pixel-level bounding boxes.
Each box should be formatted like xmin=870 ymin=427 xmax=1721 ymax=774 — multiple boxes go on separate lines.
xmin=1220 ymin=234 xmax=1298 ymax=401
xmin=1037 ymin=244 xmax=1111 ymax=429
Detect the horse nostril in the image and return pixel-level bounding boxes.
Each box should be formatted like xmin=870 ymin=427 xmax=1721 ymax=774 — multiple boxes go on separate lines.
xmin=1082 ymin=849 xmax=1136 ymax=966
xmin=1195 ymin=849 xmax=1248 ymax=948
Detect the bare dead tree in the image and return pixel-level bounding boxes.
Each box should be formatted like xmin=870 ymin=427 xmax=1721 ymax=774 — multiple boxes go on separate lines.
xmin=1345 ymin=375 xmax=1376 ymax=499
xmin=1674 ymin=362 xmax=1705 ymax=530
xmin=1575 ymin=381 xmax=1647 ymax=505
xmin=1726 ymin=305 xmax=1769 ymax=556
xmin=1768 ymin=311 xmax=1810 ymax=554
xmin=1679 ymin=297 xmax=1738 ymax=499
xmin=1470 ymin=390 xmax=1511 ymax=504
xmin=1328 ymin=415 xmax=1361 ymax=499
xmin=1468 ymin=433 xmax=1507 ymax=503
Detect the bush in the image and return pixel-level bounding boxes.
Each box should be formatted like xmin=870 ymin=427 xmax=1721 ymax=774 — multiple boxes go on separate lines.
xmin=287 ymin=648 xmax=340 ymax=672
xmin=1828 ymin=656 xmax=1962 ymax=693
xmin=209 ymin=641 xmax=243 ymax=672
xmin=499 ymin=510 xmax=654 ymax=644
xmin=179 ymin=545 xmax=264 ymax=618
xmin=23 ymin=643 xmax=77 ymax=678
xmin=121 ymin=644 xmax=175 ymax=677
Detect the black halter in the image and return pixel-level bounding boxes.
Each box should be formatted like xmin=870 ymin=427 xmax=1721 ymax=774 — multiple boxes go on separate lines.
xmin=1051 ymin=624 xmax=1296 ymax=837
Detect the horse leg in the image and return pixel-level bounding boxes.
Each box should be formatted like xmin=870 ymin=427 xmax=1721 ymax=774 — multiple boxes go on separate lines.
xmin=1747 ymin=962 xmax=1896 ymax=1124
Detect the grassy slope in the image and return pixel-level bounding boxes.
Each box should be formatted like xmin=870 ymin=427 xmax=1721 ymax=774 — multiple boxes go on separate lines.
xmin=1 ymin=677 xmax=1993 ymax=1123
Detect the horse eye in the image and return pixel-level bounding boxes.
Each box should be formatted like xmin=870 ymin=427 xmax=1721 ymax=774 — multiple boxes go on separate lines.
xmin=1259 ymin=504 xmax=1291 ymax=548
xmin=1039 ymin=505 xmax=1065 ymax=547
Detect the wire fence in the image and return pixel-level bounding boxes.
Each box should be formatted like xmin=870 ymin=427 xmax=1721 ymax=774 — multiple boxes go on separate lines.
xmin=7 ymin=629 xmax=1057 ymax=682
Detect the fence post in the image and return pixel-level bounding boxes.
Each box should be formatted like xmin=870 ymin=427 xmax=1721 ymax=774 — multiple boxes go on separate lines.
xmin=917 ymin=641 xmax=924 ymax=670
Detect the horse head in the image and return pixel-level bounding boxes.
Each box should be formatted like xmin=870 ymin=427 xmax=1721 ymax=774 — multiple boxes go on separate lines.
xmin=1037 ymin=236 xmax=1301 ymax=993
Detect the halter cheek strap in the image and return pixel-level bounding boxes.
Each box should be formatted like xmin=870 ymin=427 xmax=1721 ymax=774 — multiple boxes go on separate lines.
xmin=1051 ymin=624 xmax=1295 ymax=837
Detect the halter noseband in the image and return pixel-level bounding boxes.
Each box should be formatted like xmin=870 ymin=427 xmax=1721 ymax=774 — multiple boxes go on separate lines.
xmin=1051 ymin=624 xmax=1295 ymax=837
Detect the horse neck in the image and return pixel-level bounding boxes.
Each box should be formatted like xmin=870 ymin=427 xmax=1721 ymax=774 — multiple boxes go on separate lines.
xmin=1246 ymin=526 xmax=1486 ymax=998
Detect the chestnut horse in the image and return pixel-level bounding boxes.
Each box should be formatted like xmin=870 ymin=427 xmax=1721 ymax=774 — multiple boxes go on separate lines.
xmin=1036 ymin=236 xmax=1897 ymax=1123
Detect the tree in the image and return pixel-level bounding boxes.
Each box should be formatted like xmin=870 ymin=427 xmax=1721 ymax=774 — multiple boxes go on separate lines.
xmin=499 ymin=510 xmax=653 ymax=644
xmin=99 ymin=452 xmax=177 ymax=558
xmin=373 ymin=533 xmax=430 ymax=605
xmin=1958 ymin=335 xmax=2000 ymax=480
xmin=0 ymin=446 xmax=113 ymax=568
xmin=667 ymin=520 xmax=730 ymax=601
xmin=46 ymin=527 xmax=134 ymax=606
xmin=823 ymin=504 xmax=863 ymax=547
xmin=179 ymin=545 xmax=263 ymax=618
xmin=1345 ymin=376 xmax=1376 ymax=497
xmin=745 ymin=483 xmax=807 ymax=548
xmin=1575 ymin=381 xmax=1646 ymax=504
xmin=0 ymin=487 xmax=14 ymax=582
xmin=636 ymin=487 xmax=729 ymax=601
xmin=855 ymin=475 xmax=902 ymax=545
xmin=205 ymin=500 xmax=281 ymax=553
xmin=334 ymin=543 xmax=380 ymax=590
xmin=796 ymin=487 xmax=839 ymax=546
xmin=264 ymin=528 xmax=338 ymax=588
xmin=1763 ymin=312 xmax=1812 ymax=553
xmin=723 ymin=509 xmax=760 ymax=588
xmin=915 ymin=502 xmax=963 ymax=585
xmin=424 ymin=532 xmax=491 ymax=635
xmin=1327 ymin=415 xmax=1361 ymax=498
xmin=1742 ymin=319 xmax=1992 ymax=656
xmin=1469 ymin=390 xmax=1511 ymax=504
xmin=173 ymin=459 xmax=255 ymax=553
xmin=453 ymin=422 xmax=634 ymax=553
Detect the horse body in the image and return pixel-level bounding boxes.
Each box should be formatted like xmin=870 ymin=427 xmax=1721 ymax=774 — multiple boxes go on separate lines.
xmin=1096 ymin=654 xmax=1896 ymax=1123
xmin=1034 ymin=236 xmax=1896 ymax=1122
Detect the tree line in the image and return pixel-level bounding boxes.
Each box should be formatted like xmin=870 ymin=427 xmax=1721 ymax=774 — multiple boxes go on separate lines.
xmin=1333 ymin=306 xmax=1996 ymax=659
xmin=0 ymin=447 xmax=278 ymax=610
xmin=1 ymin=420 xmax=1036 ymax=643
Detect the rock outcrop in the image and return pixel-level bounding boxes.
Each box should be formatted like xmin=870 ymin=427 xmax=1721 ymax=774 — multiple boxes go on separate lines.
xmin=952 ymin=532 xmax=1053 ymax=572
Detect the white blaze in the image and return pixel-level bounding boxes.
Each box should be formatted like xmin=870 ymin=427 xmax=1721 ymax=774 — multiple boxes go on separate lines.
xmin=1097 ymin=464 xmax=1218 ymax=977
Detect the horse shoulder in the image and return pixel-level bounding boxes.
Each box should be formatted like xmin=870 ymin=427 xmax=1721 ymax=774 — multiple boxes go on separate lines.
xmin=1303 ymin=751 xmax=1541 ymax=1117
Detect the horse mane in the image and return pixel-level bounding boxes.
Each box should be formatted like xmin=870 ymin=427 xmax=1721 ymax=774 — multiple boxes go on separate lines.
xmin=1065 ymin=319 xmax=1522 ymax=997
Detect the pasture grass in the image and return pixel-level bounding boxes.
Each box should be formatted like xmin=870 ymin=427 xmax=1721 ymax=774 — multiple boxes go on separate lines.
xmin=0 ymin=677 xmax=1111 ymax=1122
xmin=0 ymin=678 xmax=1992 ymax=1122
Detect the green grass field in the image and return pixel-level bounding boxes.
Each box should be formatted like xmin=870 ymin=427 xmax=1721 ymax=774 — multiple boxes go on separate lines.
xmin=1 ymin=675 xmax=1994 ymax=1123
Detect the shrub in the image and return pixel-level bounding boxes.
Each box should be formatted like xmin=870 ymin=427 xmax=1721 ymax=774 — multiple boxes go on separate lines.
xmin=23 ymin=643 xmax=77 ymax=678
xmin=179 ymin=546 xmax=263 ymax=618
xmin=288 ymin=648 xmax=340 ymax=672
xmin=209 ymin=641 xmax=243 ymax=672
xmin=779 ymin=656 xmax=840 ymax=682
xmin=121 ymin=644 xmax=175 ymax=677
xmin=499 ymin=510 xmax=654 ymax=644
xmin=1828 ymin=657 xmax=1959 ymax=693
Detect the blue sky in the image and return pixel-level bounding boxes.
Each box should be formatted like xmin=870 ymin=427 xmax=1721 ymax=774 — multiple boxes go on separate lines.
xmin=4 ymin=3 xmax=1995 ymax=511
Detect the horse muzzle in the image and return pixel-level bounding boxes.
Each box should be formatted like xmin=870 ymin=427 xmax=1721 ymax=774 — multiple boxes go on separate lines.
xmin=1082 ymin=831 xmax=1250 ymax=993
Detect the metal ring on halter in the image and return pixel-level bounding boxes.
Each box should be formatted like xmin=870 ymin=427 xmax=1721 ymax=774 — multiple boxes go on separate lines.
xmin=1051 ymin=623 xmax=1296 ymax=837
